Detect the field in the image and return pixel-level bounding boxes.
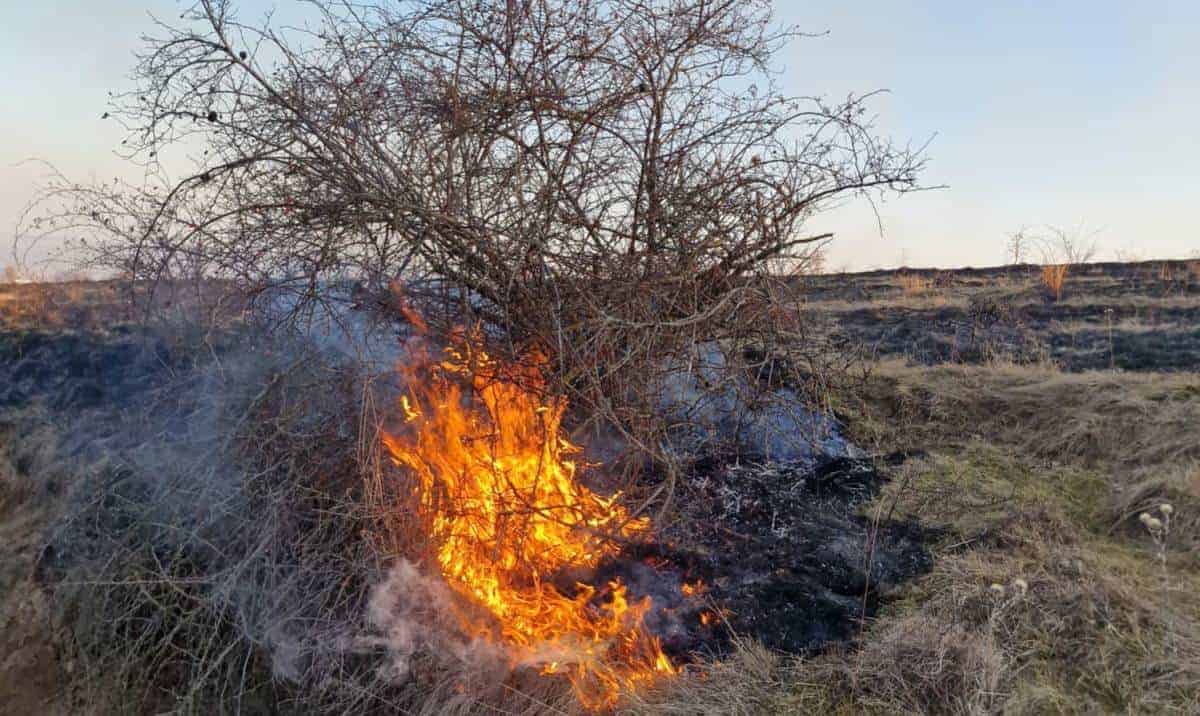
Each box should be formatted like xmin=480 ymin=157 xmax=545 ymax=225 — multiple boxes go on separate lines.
xmin=1 ymin=261 xmax=1198 ymax=714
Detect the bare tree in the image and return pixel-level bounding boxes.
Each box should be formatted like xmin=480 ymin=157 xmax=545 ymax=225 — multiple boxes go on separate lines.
xmin=1023 ymin=224 xmax=1100 ymax=302
xmin=1038 ymin=225 xmax=1101 ymax=266
xmin=25 ymin=0 xmax=925 ymax=483
xmin=1005 ymin=227 xmax=1031 ymax=265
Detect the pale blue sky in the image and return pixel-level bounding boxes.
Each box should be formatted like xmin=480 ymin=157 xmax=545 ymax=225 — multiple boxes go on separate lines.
xmin=3 ymin=1 xmax=1197 ymax=270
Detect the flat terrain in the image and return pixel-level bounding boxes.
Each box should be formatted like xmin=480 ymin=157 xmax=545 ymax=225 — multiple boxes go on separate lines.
xmin=1 ymin=262 xmax=1198 ymax=714
xmin=803 ymin=260 xmax=1200 ymax=372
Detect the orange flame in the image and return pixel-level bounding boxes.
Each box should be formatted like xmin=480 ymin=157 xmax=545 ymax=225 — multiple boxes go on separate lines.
xmin=380 ymin=328 xmax=673 ymax=708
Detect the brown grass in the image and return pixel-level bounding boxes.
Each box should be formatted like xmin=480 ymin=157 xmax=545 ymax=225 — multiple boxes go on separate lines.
xmin=898 ymin=272 xmax=934 ymax=296
xmin=1041 ymin=263 xmax=1069 ymax=301
xmin=0 ymin=279 xmax=243 ymax=333
xmin=1110 ymin=463 xmax=1200 ymax=552
xmin=845 ymin=361 xmax=1200 ymax=471
xmin=5 ymin=272 xmax=1200 ymax=714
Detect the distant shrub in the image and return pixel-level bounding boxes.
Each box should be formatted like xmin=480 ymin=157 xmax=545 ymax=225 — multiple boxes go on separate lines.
xmin=1008 ymin=224 xmax=1099 ymax=301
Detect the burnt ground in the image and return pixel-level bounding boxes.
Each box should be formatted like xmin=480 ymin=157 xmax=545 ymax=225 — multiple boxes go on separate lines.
xmin=611 ymin=453 xmax=933 ymax=661
xmin=801 ymin=260 xmax=1200 ymax=372
xmin=0 ymin=328 xmax=172 ymax=413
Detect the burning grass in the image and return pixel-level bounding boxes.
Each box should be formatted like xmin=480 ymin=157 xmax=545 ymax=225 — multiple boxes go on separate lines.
xmin=0 ymin=303 xmax=933 ymax=713
xmin=371 ymin=328 xmax=674 ymax=707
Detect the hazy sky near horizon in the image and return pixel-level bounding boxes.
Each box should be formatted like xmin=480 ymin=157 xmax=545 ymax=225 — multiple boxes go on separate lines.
xmin=2 ymin=1 xmax=1197 ymax=271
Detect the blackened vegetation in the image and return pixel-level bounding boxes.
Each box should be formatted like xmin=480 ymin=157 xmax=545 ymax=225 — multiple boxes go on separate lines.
xmin=602 ymin=454 xmax=932 ymax=661
xmin=0 ymin=328 xmax=172 ymax=413
xmin=809 ymin=261 xmax=1200 ymax=372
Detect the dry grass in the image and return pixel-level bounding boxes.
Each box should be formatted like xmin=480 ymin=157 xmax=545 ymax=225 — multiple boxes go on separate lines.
xmin=1110 ymin=463 xmax=1200 ymax=553
xmin=898 ymin=272 xmax=935 ymax=296
xmin=5 ymin=271 xmax=1200 ymax=714
xmin=812 ymin=358 xmax=1200 ymax=713
xmin=630 ymin=529 xmax=1199 ymax=714
xmin=22 ymin=336 xmax=371 ymax=713
xmin=626 ymin=350 xmax=1200 ymax=715
xmin=1151 ymin=259 xmax=1200 ymax=287
xmin=0 ymin=279 xmax=242 ymax=334
xmin=629 ymin=462 xmax=1200 ymax=715
xmin=1041 ymin=263 xmax=1069 ymax=301
xmin=846 ymin=360 xmax=1200 ymax=471
xmin=5 ymin=322 xmax=595 ymax=715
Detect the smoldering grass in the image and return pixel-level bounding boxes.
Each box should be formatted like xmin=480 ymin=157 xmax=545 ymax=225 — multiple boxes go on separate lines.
xmin=35 ymin=336 xmax=383 ymax=713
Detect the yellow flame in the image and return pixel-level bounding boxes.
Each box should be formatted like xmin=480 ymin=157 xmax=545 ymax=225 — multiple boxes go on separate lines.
xmin=380 ymin=329 xmax=673 ymax=708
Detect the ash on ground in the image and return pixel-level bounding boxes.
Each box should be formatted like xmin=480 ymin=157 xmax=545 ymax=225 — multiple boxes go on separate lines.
xmin=602 ymin=454 xmax=932 ymax=660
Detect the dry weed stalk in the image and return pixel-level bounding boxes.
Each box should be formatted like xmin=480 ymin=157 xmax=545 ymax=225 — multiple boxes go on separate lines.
xmin=1009 ymin=224 xmax=1099 ymax=302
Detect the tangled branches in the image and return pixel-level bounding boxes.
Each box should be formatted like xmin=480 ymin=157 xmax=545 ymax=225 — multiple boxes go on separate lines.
xmin=26 ymin=0 xmax=925 ymax=482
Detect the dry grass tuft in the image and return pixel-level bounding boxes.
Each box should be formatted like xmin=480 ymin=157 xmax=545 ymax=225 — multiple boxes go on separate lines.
xmin=830 ymin=614 xmax=1006 ymax=715
xmin=623 ymin=640 xmax=810 ymax=715
xmin=898 ymin=273 xmax=935 ymax=296
xmin=1041 ymin=263 xmax=1069 ymax=301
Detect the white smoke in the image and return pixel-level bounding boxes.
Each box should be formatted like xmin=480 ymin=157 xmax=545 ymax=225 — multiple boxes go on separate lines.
xmin=659 ymin=341 xmax=862 ymax=463
xmin=362 ymin=560 xmax=510 ymax=686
